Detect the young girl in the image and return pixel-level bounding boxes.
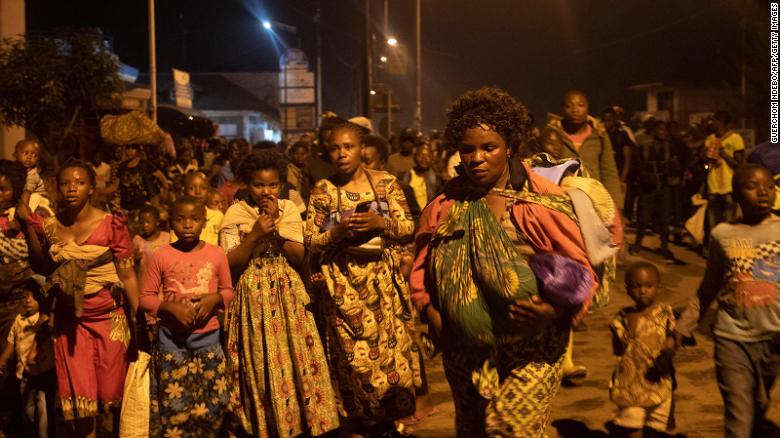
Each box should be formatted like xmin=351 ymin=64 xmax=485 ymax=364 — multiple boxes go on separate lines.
xmin=611 ymin=262 xmax=676 ymax=437
xmin=132 ymin=205 xmax=171 ymax=269
xmin=140 ymin=195 xmax=233 ymax=437
xmin=17 ymin=159 xmax=140 ymax=435
xmin=677 ymin=164 xmax=780 ymax=437
xmin=306 ymin=120 xmax=421 ymax=437
xmin=221 ymin=150 xmax=338 ymax=437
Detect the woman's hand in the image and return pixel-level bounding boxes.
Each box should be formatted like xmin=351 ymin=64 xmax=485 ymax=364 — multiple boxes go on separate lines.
xmin=259 ymin=197 xmax=278 ymax=219
xmin=330 ymin=221 xmax=353 ymax=242
xmin=348 ymin=212 xmax=386 ymax=234
xmin=192 ymin=294 xmax=223 ymax=326
xmin=249 ymin=214 xmax=276 ymax=239
xmin=509 ymin=295 xmax=565 ymax=327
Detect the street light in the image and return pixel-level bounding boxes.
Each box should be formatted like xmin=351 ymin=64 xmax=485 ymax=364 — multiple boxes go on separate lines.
xmin=262 ymin=20 xmax=272 ymax=30
xmin=387 ymin=37 xmax=398 ymax=46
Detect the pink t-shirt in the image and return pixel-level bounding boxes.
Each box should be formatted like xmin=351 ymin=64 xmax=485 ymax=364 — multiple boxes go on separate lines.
xmin=140 ymin=243 xmax=233 ymax=333
xmin=566 ymin=124 xmax=593 ymax=150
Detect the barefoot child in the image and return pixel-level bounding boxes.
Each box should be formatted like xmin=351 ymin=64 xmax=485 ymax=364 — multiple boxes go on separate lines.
xmin=610 ymin=261 xmax=676 ymax=437
xmin=677 ymin=164 xmax=780 ymax=437
xmin=0 ymin=281 xmax=55 ymax=438
xmin=140 ymin=196 xmax=233 ymax=436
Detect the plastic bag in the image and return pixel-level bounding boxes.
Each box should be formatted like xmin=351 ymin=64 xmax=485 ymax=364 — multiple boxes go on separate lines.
xmin=119 ymin=351 xmax=151 ymax=437
xmin=685 ymin=195 xmax=708 ymax=245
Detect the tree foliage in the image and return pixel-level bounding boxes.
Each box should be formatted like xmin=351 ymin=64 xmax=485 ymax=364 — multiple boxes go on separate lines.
xmin=0 ymin=29 xmax=123 ymax=157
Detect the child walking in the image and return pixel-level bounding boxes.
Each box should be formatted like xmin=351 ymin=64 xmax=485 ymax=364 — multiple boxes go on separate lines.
xmin=610 ymin=261 xmax=676 ymax=437
xmin=677 ymin=164 xmax=780 ymax=437
xmin=140 ymin=195 xmax=233 ymax=437
xmin=0 ymin=281 xmax=55 ymax=438
xmin=220 ymin=150 xmax=338 ymax=437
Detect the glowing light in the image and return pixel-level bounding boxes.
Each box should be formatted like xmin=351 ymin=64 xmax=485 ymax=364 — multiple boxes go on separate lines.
xmin=262 ymin=20 xmax=272 ymax=30
xmin=370 ymin=90 xmax=377 ymax=95
xmin=380 ymin=55 xmax=388 ymax=62
xmin=387 ymin=37 xmax=398 ymax=46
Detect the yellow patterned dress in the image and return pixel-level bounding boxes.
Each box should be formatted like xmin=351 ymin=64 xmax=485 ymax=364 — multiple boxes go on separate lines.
xmin=221 ymin=200 xmax=339 ymax=437
xmin=305 ymin=171 xmax=422 ymax=428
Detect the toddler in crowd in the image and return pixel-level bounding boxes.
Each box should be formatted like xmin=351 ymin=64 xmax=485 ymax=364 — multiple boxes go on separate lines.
xmin=206 ymin=189 xmax=226 ymax=213
xmin=14 ymin=140 xmax=46 ymax=206
xmin=132 ymin=205 xmax=171 ymax=270
xmin=140 ymin=196 xmax=233 ymax=437
xmin=0 ymin=281 xmax=55 ymax=438
xmin=610 ymin=261 xmax=676 ymax=437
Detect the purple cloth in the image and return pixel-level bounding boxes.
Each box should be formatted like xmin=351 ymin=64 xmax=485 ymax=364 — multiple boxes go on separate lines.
xmin=529 ymin=252 xmax=593 ymax=313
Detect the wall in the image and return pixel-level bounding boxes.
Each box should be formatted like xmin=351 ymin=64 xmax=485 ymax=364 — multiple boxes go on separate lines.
xmin=0 ymin=0 xmax=25 ymax=158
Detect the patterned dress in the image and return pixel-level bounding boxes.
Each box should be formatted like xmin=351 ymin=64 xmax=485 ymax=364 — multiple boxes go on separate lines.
xmin=609 ymin=303 xmax=675 ymax=408
xmin=432 ymin=193 xmax=568 ymax=437
xmin=305 ymin=171 xmax=422 ymax=427
xmin=221 ymin=200 xmax=339 ymax=437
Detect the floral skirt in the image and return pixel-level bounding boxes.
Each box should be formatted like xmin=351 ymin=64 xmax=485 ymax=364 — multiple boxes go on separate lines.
xmin=54 ymin=289 xmax=130 ymax=421
xmin=150 ymin=327 xmax=229 ymax=438
xmin=226 ymin=256 xmax=339 ymax=438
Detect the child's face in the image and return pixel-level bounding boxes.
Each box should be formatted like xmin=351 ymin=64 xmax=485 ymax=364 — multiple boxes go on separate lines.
xmin=22 ymin=292 xmax=39 ymax=316
xmin=206 ymin=192 xmax=225 ymax=212
xmin=736 ymin=168 xmax=776 ymax=216
xmin=626 ymin=268 xmax=659 ymax=309
xmin=249 ymin=169 xmax=281 ymax=205
xmin=171 ymin=202 xmax=205 ymax=243
xmin=0 ymin=175 xmax=15 ymax=211
xmin=185 ymin=175 xmax=210 ymax=201
xmin=139 ymin=212 xmax=158 ymax=238
xmin=15 ymin=142 xmax=40 ymax=169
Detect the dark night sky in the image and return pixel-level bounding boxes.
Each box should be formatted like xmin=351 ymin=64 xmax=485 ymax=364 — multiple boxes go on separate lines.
xmin=25 ymin=0 xmax=771 ymax=135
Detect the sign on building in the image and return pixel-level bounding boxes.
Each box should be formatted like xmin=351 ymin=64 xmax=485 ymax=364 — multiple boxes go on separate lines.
xmin=173 ymin=68 xmax=193 ymax=109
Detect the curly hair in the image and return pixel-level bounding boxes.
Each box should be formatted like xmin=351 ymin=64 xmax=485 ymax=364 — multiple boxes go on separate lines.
xmin=237 ymin=149 xmax=288 ymax=184
xmin=59 ymin=157 xmax=96 ymax=187
xmin=0 ymin=159 xmax=27 ymax=204
xmin=444 ymin=86 xmax=532 ymax=152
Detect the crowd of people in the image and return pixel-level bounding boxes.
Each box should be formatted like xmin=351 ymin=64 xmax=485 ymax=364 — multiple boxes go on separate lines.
xmin=0 ymin=85 xmax=777 ymax=438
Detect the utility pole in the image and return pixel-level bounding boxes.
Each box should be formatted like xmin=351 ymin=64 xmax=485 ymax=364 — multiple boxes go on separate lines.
xmin=149 ymin=0 xmax=157 ymax=122
xmin=363 ymin=0 xmax=373 ymax=118
xmin=414 ymin=0 xmax=421 ymax=130
xmin=315 ymin=1 xmax=323 ymax=122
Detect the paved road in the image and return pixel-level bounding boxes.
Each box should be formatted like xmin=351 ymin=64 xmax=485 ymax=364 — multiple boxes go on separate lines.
xmin=405 ymin=233 xmax=780 ymax=437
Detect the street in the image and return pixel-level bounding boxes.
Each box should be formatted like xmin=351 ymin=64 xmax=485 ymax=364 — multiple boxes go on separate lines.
xmin=405 ymin=232 xmax=780 ymax=438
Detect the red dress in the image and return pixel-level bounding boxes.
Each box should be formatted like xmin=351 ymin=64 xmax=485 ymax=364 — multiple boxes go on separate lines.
xmin=30 ymin=213 xmax=134 ymax=421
